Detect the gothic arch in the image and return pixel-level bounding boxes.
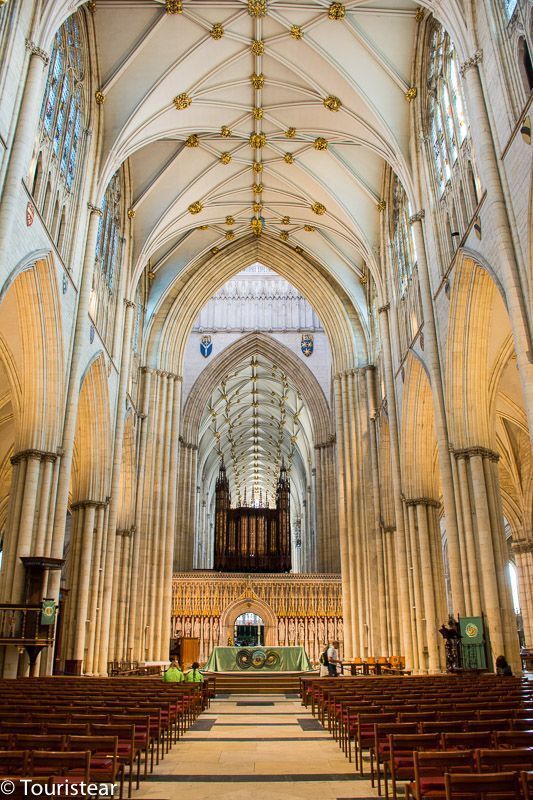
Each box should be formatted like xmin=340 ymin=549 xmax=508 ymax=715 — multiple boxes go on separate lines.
xmin=181 ymin=332 xmax=333 ymax=445
xmin=71 ymin=353 xmax=111 ymax=504
xmin=219 ymin=596 xmax=278 ymax=648
xmin=145 ymin=237 xmax=367 ymax=376
xmin=400 ymin=353 xmax=440 ymax=500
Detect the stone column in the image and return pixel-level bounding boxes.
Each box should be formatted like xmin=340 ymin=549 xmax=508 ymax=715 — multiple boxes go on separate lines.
xmin=460 ymin=51 xmax=533 ymax=435
xmin=96 ymin=299 xmax=136 ymax=675
xmin=378 ymin=304 xmax=413 ymax=667
xmin=48 ymin=204 xmax=103 ymax=605
xmin=0 ymin=41 xmax=49 ymax=275
xmin=333 ymin=373 xmax=354 ymax=658
xmin=415 ymin=499 xmax=444 ymax=672
xmin=405 ymin=500 xmax=425 ymax=671
xmin=85 ymin=502 xmax=106 ymax=674
xmin=452 ymin=446 xmax=519 ymax=670
xmin=364 ymin=367 xmax=387 ymax=654
xmin=160 ymin=375 xmax=182 ymax=660
xmin=69 ymin=501 xmax=98 ymax=670
xmin=409 ymin=211 xmax=465 ymax=617
xmin=128 ymin=368 xmax=153 ymax=660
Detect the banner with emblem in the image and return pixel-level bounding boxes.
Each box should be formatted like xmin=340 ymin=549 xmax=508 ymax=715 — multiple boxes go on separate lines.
xmin=301 ymin=333 xmax=313 ymax=357
xmin=40 ymin=599 xmax=57 ymax=626
xmin=459 ymin=615 xmax=486 ymax=670
xmin=200 ymin=335 xmax=212 ymax=358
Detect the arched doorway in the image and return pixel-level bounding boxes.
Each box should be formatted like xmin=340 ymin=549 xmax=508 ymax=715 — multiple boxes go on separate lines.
xmin=219 ymin=596 xmax=277 ymax=647
xmin=234 ymin=613 xmax=264 ymax=647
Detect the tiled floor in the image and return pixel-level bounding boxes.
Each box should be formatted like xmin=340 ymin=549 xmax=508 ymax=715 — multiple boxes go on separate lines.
xmin=134 ymin=694 xmax=379 ymax=799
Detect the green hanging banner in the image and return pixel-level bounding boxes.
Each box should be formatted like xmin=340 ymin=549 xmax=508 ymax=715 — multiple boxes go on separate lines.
xmin=459 ymin=616 xmax=487 ymax=670
xmin=40 ymin=599 xmax=56 ymax=626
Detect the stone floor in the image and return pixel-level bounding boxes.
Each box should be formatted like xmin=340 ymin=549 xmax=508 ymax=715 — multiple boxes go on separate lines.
xmin=133 ymin=693 xmax=379 ymax=799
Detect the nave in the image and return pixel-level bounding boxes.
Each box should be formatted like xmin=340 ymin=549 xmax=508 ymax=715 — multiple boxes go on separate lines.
xmin=138 ymin=693 xmax=371 ymax=800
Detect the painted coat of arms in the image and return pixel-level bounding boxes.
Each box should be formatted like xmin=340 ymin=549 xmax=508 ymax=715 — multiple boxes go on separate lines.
xmin=301 ymin=333 xmax=314 ymax=357
xmin=200 ymin=335 xmax=212 ymax=358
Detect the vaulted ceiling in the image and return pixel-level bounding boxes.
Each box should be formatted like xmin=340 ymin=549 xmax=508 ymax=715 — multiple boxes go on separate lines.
xmin=86 ymin=0 xmax=422 ymax=319
xmin=199 ymin=353 xmax=313 ymax=510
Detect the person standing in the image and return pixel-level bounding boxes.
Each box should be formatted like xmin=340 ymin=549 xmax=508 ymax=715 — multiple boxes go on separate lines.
xmin=327 ymin=640 xmax=340 ymax=677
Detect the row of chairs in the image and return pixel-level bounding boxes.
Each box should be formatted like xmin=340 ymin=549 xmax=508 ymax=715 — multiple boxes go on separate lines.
xmin=0 ymin=678 xmax=208 ymax=798
xmin=299 ymin=674 xmax=533 ymax=798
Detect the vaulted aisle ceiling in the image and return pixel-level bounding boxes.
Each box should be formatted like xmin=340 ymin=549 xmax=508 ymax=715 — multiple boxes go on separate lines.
xmin=199 ymin=354 xmax=313 ymax=507
xmin=90 ymin=0 xmax=420 ymax=306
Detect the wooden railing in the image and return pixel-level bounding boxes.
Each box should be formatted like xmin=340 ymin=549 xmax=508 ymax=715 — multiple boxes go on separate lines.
xmin=0 ymin=604 xmax=55 ymax=645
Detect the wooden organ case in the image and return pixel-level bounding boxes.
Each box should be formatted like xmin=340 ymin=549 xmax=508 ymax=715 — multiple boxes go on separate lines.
xmin=214 ymin=461 xmax=291 ymax=573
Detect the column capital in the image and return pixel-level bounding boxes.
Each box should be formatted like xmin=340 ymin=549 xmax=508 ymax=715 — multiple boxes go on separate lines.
xmin=453 ymin=445 xmax=499 ymax=462
xmin=381 ymin=524 xmax=396 ymax=533
xmin=141 ymin=366 xmax=155 ymax=375
xmin=10 ymin=448 xmax=57 ymax=465
xmin=512 ymin=541 xmax=533 ymax=555
xmin=25 ymin=39 xmax=50 ymax=65
xmin=408 ymin=209 xmax=425 ymax=225
xmin=71 ymin=499 xmax=105 ymax=510
xmin=403 ymin=496 xmax=440 ymax=509
xmin=123 ymin=299 xmax=136 ymax=310
xmin=460 ymin=49 xmax=483 ymax=77
xmin=377 ymin=303 xmax=390 ymax=314
xmin=87 ymin=203 xmax=103 ymax=216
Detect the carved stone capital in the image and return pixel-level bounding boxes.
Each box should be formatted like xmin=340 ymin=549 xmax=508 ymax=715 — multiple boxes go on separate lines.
xmin=381 ymin=524 xmax=396 ymax=534
xmin=404 ymin=496 xmax=441 ymax=509
xmin=71 ymin=499 xmax=104 ymax=510
xmin=123 ymin=299 xmax=136 ymax=310
xmin=87 ymin=203 xmax=103 ymax=216
xmin=512 ymin=541 xmax=533 ymax=556
xmin=377 ymin=303 xmax=390 ymax=314
xmin=141 ymin=366 xmax=155 ymax=375
xmin=460 ymin=49 xmax=483 ymax=77
xmin=10 ymin=449 xmax=57 ymax=465
xmin=409 ymin=209 xmax=425 ymax=225
xmin=453 ymin=445 xmax=499 ymax=462
xmin=25 ymin=39 xmax=50 ymax=65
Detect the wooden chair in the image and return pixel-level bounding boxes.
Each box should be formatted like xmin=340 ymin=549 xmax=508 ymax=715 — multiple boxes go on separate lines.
xmin=406 ymin=749 xmax=475 ymax=800
xmin=476 ymin=748 xmax=533 ymax=774
xmin=444 ymin=771 xmax=522 ymax=799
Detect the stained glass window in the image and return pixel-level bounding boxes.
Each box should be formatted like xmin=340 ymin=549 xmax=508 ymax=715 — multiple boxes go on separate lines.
xmin=391 ymin=177 xmax=417 ymax=296
xmin=96 ymin=173 xmax=123 ymax=292
xmin=38 ymin=13 xmax=86 ymax=191
xmin=427 ymin=26 xmax=469 ymax=195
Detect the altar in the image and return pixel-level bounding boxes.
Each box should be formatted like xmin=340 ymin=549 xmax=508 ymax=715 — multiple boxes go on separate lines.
xmin=204 ymin=646 xmax=312 ymax=672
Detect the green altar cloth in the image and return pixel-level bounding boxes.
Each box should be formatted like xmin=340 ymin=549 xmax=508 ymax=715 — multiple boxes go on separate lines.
xmin=204 ymin=646 xmax=312 ymax=672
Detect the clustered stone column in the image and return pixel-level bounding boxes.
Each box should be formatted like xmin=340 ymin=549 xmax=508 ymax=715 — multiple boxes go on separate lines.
xmin=333 ymin=367 xmax=387 ymax=659
xmin=402 ymin=498 xmax=446 ymax=673
xmin=314 ymin=439 xmax=338 ymax=572
xmin=513 ymin=542 xmax=533 ymax=647
xmin=123 ymin=369 xmax=183 ymax=663
xmin=174 ymin=438 xmax=198 ymax=571
xmin=451 ymin=446 xmax=519 ymax=671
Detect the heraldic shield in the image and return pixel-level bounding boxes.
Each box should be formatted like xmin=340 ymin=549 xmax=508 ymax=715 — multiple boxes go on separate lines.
xmin=301 ymin=333 xmax=314 ymax=357
xmin=200 ymin=335 xmax=212 ymax=358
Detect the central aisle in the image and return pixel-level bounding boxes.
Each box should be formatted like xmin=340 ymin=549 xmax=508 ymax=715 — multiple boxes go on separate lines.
xmin=136 ymin=693 xmax=377 ymax=799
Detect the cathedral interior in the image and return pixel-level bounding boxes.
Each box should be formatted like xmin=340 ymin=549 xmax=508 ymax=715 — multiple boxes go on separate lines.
xmin=0 ymin=0 xmax=532 ymax=691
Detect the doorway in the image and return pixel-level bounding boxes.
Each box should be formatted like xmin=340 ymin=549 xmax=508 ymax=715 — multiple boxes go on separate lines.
xmin=234 ymin=612 xmax=264 ymax=646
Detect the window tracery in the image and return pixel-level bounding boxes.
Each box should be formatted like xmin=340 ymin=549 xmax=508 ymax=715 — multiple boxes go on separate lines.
xmin=31 ymin=11 xmax=89 ymax=258
xmin=427 ymin=27 xmax=467 ymax=196
xmin=90 ymin=172 xmax=125 ymax=353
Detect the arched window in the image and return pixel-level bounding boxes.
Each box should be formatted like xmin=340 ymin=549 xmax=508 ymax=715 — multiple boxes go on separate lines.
xmin=39 ymin=14 xmax=86 ymax=190
xmin=427 ymin=27 xmax=468 ymax=195
xmin=95 ymin=173 xmax=123 ymax=293
xmin=390 ymin=176 xmax=417 ymax=296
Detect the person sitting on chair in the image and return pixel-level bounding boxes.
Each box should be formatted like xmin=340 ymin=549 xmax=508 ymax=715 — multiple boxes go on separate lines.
xmin=327 ymin=640 xmax=340 ymax=677
xmin=495 ymin=654 xmax=513 ymax=676
xmin=163 ymin=659 xmax=185 ymax=682
xmin=185 ymin=661 xmax=204 ymax=682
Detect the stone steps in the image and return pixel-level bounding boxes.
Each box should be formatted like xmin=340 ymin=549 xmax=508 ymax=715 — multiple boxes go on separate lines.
xmin=205 ymin=670 xmax=315 ymax=694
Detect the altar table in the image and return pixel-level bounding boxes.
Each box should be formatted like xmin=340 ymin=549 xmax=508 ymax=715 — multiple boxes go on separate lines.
xmin=204 ymin=645 xmax=312 ymax=672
